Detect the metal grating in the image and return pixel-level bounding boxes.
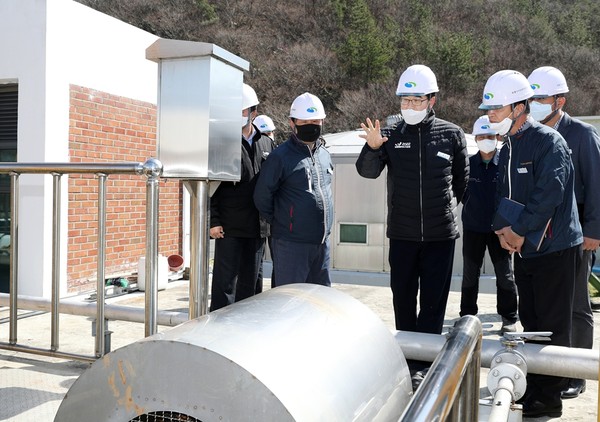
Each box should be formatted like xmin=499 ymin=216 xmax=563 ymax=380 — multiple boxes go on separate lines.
xmin=129 ymin=411 xmax=201 ymax=422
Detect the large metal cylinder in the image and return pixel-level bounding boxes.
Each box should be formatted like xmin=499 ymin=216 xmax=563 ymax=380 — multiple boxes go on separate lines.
xmin=54 ymin=284 xmax=412 ymax=421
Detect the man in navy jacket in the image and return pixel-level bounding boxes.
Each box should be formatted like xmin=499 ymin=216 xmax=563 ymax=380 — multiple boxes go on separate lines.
xmin=459 ymin=116 xmax=517 ymax=333
xmin=254 ymin=93 xmax=333 ymax=286
xmin=481 ymin=70 xmax=582 ymax=418
xmin=528 ymin=66 xmax=600 ymax=399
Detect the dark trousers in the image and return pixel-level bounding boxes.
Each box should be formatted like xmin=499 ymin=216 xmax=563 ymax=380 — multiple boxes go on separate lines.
xmin=389 ymin=239 xmax=455 ymax=334
xmin=460 ymin=229 xmax=518 ymax=322
xmin=271 ymin=237 xmax=331 ymax=287
xmin=210 ymin=236 xmax=265 ymax=311
xmin=572 ymin=249 xmax=594 ymax=349
xmin=515 ymin=245 xmax=578 ymax=404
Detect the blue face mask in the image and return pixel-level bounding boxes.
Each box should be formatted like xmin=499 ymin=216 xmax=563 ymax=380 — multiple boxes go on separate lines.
xmin=529 ymin=101 xmax=553 ymax=122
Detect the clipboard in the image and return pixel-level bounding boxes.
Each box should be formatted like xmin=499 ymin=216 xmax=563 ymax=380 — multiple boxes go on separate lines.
xmin=492 ymin=197 xmax=551 ymax=251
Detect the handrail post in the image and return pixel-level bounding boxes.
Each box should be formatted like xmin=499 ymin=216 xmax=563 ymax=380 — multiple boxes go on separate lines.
xmin=95 ymin=173 xmax=107 ymax=357
xmin=399 ymin=315 xmax=482 ymax=421
xmin=142 ymin=158 xmax=162 ymax=337
xmin=51 ymin=173 xmax=62 ymax=351
xmin=8 ymin=172 xmax=19 ymax=344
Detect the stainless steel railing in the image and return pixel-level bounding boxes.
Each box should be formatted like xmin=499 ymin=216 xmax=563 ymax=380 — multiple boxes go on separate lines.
xmin=0 ymin=159 xmax=162 ymax=361
xmin=398 ymin=315 xmax=483 ymax=422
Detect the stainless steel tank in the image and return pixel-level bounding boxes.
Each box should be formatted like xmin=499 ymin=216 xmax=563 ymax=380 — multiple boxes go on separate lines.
xmin=54 ymin=284 xmax=412 ymax=421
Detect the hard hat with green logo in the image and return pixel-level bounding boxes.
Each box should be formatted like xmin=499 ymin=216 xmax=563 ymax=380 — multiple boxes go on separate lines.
xmin=528 ymin=66 xmax=569 ymax=98
xmin=396 ymin=64 xmax=439 ymax=97
xmin=479 ymin=70 xmax=534 ymax=110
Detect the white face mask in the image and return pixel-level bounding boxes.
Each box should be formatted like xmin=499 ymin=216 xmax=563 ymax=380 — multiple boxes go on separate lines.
xmin=529 ymin=101 xmax=553 ymax=122
xmin=401 ymin=108 xmax=428 ymax=125
xmin=477 ymin=138 xmax=497 ymax=154
xmin=489 ymin=116 xmax=513 ymax=136
xmin=241 ymin=115 xmax=249 ymax=127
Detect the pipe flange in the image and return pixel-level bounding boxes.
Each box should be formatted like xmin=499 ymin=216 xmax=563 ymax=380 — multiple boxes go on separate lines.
xmin=487 ymin=363 xmax=527 ymax=400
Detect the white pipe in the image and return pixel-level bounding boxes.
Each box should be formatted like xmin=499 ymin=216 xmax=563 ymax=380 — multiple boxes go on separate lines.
xmin=394 ymin=330 xmax=598 ymax=380
xmin=0 ymin=293 xmax=188 ymax=327
xmin=488 ymin=377 xmax=514 ymax=422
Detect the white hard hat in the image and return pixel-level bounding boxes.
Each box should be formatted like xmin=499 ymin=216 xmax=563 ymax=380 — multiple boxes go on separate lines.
xmin=289 ymin=92 xmax=326 ymax=119
xmin=528 ymin=66 xmax=569 ymax=98
xmin=479 ymin=70 xmax=534 ymax=110
xmin=472 ymin=115 xmax=497 ymax=136
xmin=242 ymin=83 xmax=260 ymax=110
xmin=396 ymin=64 xmax=439 ymax=96
xmin=254 ymin=115 xmax=276 ymax=132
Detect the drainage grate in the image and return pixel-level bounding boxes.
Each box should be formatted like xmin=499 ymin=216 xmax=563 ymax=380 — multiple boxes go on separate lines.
xmin=129 ymin=411 xmax=201 ymax=421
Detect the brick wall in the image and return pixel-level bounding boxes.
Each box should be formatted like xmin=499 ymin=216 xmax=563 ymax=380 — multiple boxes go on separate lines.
xmin=68 ymin=85 xmax=182 ymax=293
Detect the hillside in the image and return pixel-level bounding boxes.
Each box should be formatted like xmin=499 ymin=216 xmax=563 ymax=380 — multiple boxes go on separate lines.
xmin=77 ymin=0 xmax=600 ymax=138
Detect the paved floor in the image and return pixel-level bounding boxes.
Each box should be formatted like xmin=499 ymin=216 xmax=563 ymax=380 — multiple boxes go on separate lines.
xmin=1 ymin=274 xmax=598 ymax=421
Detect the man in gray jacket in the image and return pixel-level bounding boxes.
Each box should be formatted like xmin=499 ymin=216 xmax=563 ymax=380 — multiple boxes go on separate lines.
xmin=528 ymin=66 xmax=600 ymax=399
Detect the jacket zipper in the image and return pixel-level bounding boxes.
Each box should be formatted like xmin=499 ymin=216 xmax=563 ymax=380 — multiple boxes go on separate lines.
xmin=307 ymin=144 xmax=328 ymax=244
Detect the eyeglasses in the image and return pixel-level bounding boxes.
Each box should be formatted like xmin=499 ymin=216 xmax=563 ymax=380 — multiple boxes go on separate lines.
xmin=400 ymin=98 xmax=429 ymax=107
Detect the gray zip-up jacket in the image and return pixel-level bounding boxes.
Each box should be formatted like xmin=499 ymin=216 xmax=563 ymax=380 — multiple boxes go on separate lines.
xmin=254 ymin=134 xmax=333 ymax=245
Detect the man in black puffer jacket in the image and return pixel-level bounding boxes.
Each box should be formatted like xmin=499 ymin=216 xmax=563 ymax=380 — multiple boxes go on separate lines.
xmin=356 ymin=65 xmax=469 ymax=342
xmin=209 ymin=84 xmax=275 ymax=311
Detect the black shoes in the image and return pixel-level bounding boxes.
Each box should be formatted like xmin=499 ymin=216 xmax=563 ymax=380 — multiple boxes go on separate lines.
xmin=561 ymin=379 xmax=586 ymax=399
xmin=522 ymin=398 xmax=563 ymax=418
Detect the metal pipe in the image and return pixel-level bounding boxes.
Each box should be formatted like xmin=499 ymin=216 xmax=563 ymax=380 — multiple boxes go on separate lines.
xmin=0 ymin=342 xmax=96 ymax=363
xmin=399 ymin=315 xmax=482 ymax=422
xmin=0 ymin=293 xmax=188 ymax=326
xmin=8 ymin=172 xmax=19 ymax=344
xmin=0 ymin=162 xmax=144 ymax=175
xmin=394 ymin=330 xmax=599 ymax=380
xmin=186 ymin=180 xmax=210 ymax=319
xmin=51 ymin=173 xmax=61 ymax=351
xmin=142 ymin=159 xmax=162 ymax=337
xmin=95 ymin=174 xmax=107 ymax=357
xmin=488 ymin=377 xmax=514 ymax=422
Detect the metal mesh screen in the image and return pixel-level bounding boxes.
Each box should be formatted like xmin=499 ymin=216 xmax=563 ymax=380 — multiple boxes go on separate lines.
xmin=129 ymin=411 xmax=201 ymax=422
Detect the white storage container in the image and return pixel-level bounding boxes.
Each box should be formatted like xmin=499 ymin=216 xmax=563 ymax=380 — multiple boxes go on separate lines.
xmin=137 ymin=255 xmax=168 ymax=291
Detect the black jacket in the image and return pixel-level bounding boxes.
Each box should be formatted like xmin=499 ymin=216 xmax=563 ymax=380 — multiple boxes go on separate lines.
xmin=356 ymin=110 xmax=469 ymax=241
xmin=210 ymin=126 xmax=275 ymax=238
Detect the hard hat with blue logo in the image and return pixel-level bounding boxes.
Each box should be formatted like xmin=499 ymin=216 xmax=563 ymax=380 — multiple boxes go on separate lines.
xmin=289 ymin=93 xmax=326 ymax=120
xmin=528 ymin=66 xmax=569 ymax=98
xmin=396 ymin=65 xmax=439 ymax=96
xmin=479 ymin=70 xmax=534 ymax=110
xmin=472 ymin=115 xmax=498 ymax=136
xmin=254 ymin=115 xmax=276 ymax=132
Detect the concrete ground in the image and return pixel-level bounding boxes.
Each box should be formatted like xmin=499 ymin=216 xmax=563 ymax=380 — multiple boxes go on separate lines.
xmin=1 ymin=272 xmax=598 ymax=421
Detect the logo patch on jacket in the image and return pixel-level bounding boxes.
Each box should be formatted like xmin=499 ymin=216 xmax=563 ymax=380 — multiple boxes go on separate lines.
xmin=394 ymin=142 xmax=411 ymax=149
xmin=437 ymin=151 xmax=450 ymax=161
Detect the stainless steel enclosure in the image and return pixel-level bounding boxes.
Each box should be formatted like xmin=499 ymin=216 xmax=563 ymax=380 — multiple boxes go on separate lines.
xmin=54 ymin=285 xmax=412 ymax=422
xmin=146 ymin=39 xmax=249 ymax=180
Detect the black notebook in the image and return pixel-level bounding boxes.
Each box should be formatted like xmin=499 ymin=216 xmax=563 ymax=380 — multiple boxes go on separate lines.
xmin=492 ymin=197 xmax=551 ymax=251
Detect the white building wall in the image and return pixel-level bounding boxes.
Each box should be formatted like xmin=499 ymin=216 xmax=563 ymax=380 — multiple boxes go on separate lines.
xmin=0 ymin=0 xmax=158 ymax=297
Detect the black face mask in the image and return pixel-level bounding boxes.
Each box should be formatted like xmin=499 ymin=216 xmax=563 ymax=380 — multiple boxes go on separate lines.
xmin=295 ymin=124 xmax=321 ymax=142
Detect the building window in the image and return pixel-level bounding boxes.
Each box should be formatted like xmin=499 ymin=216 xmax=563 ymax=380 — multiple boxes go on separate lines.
xmin=0 ymin=83 xmax=18 ymax=293
xmin=339 ymin=223 xmax=367 ymax=244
